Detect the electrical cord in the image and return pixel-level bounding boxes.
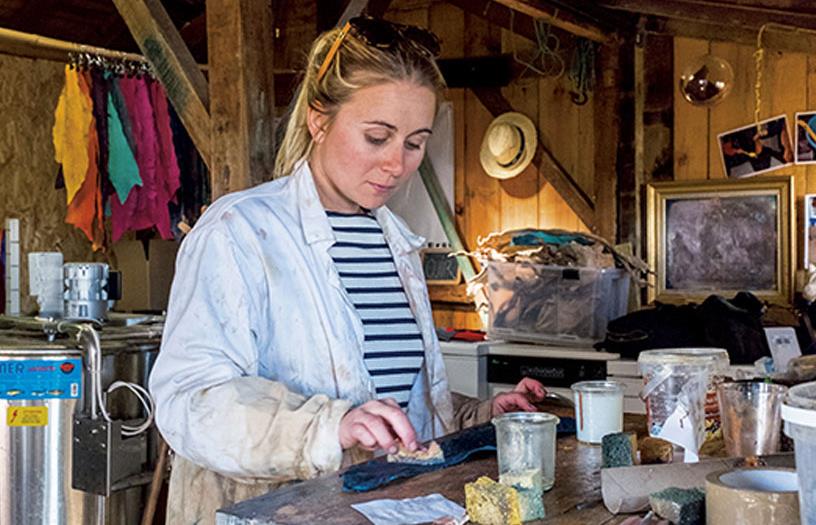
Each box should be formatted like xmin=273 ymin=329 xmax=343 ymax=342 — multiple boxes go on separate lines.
xmin=71 ymin=323 xmax=155 ymax=437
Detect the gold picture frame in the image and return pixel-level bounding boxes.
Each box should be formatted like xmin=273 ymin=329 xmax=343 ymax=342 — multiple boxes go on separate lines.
xmin=646 ymin=176 xmax=794 ymax=305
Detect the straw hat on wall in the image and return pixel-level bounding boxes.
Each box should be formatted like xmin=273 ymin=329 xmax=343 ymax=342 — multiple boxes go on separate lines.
xmin=479 ymin=112 xmax=538 ymax=180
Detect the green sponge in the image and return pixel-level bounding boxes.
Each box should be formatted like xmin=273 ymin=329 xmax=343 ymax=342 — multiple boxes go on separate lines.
xmin=648 ymin=487 xmax=705 ymax=525
xmin=601 ymin=432 xmax=637 ymax=468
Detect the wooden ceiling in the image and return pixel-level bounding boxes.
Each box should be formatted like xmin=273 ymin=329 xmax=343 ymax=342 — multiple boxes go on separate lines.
xmin=1 ymin=0 xmax=816 ymax=62
xmin=0 ymin=0 xmax=208 ymax=60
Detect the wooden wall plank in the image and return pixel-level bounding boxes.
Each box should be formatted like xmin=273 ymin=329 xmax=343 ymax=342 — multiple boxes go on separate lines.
xmin=431 ymin=2 xmax=466 ymax=238
xmin=766 ymin=49 xmax=806 ymax=269
xmin=499 ymin=30 xmax=539 ymax=231
xmin=537 ymin=72 xmax=583 ymax=231
xmin=207 ymin=0 xmax=277 ymax=197
xmin=430 ymin=1 xmax=481 ymax=330
xmin=708 ymin=41 xmax=755 ymax=179
xmin=464 ymin=13 xmax=502 ymax=250
xmin=673 ymin=37 xmax=710 ymax=180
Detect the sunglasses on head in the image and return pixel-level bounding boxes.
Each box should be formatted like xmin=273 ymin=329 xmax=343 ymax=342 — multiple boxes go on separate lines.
xmin=316 ymin=16 xmax=441 ymax=82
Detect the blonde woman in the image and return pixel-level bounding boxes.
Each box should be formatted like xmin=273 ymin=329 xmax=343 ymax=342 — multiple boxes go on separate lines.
xmin=149 ymin=17 xmax=545 ymax=524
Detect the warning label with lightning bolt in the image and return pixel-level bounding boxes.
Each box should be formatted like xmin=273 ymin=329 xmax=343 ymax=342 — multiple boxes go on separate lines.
xmin=6 ymin=406 xmax=48 ymax=427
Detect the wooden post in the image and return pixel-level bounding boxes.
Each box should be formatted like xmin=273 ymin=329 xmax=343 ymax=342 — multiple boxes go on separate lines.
xmin=207 ymin=0 xmax=277 ymax=197
xmin=112 ymin=0 xmax=211 ymax=168
xmin=593 ymin=37 xmax=624 ymax=243
xmin=633 ymin=25 xmax=645 ymax=255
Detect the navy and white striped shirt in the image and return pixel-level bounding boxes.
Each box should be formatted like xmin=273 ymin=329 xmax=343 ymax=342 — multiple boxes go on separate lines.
xmin=327 ymin=211 xmax=424 ymax=409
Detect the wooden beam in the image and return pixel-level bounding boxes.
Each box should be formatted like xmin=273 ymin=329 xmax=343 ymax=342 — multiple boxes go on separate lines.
xmin=471 ymin=87 xmax=595 ymax=230
xmin=112 ymin=0 xmax=211 ymax=168
xmin=446 ymin=0 xmax=559 ymax=47
xmin=649 ymin=18 xmax=816 ymax=56
xmin=207 ymin=0 xmax=277 ymax=197
xmin=598 ymin=0 xmax=816 ymax=32
xmin=339 ymin=0 xmax=370 ymax=26
xmin=491 ymin=0 xmax=609 ymax=43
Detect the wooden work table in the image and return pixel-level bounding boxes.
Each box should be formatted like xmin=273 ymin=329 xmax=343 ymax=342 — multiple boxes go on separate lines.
xmin=217 ymin=411 xmax=646 ymax=525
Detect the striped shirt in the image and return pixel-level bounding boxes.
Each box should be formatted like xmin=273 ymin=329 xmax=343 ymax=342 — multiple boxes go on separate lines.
xmin=327 ymin=211 xmax=424 ymax=408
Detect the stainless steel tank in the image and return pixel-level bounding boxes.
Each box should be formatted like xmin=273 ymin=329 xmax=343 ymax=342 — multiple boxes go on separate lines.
xmin=0 ymin=343 xmax=101 ymax=525
xmin=0 ymin=316 xmax=162 ymax=525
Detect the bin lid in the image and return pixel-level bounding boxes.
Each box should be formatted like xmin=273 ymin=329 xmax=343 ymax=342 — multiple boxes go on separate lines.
xmin=782 ymin=381 xmax=816 ymax=428
xmin=638 ymin=347 xmax=729 ymax=369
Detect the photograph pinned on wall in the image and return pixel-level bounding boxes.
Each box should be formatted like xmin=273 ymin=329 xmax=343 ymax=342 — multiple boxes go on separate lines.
xmin=806 ymin=194 xmax=816 ymax=269
xmin=717 ymin=114 xmax=793 ymax=178
xmin=795 ymin=112 xmax=816 ymax=164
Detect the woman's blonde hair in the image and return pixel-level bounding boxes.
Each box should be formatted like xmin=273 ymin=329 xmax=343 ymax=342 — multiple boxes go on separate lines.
xmin=273 ymin=24 xmax=447 ymax=178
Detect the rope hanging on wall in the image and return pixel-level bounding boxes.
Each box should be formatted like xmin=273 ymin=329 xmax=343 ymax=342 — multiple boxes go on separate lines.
xmin=507 ymin=7 xmax=565 ymax=80
xmin=753 ymin=23 xmax=769 ymax=137
xmin=568 ymin=38 xmax=595 ymax=105
xmin=753 ymin=22 xmax=816 ymax=135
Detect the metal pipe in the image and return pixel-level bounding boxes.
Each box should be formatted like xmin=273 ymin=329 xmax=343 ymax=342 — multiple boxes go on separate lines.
xmin=0 ymin=27 xmax=147 ymax=63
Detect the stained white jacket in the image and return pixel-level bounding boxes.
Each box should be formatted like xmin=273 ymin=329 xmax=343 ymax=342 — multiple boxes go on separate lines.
xmin=149 ymin=161 xmax=459 ymax=509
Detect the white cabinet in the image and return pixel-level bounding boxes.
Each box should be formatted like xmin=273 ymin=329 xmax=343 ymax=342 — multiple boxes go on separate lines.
xmin=439 ymin=341 xmax=489 ymax=400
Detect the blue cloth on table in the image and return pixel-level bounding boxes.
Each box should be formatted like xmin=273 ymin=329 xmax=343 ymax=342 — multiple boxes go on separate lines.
xmin=341 ymin=416 xmax=576 ymax=492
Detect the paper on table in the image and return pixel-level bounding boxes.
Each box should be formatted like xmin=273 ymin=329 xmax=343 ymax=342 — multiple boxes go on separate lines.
xmin=656 ymin=402 xmax=699 ymax=463
xmin=351 ymin=493 xmax=467 ymax=525
xmin=600 ymin=453 xmax=795 ymax=514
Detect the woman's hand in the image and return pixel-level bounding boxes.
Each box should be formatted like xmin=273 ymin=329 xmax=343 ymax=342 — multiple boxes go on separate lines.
xmin=491 ymin=377 xmax=547 ymax=416
xmin=338 ymin=398 xmax=418 ymax=454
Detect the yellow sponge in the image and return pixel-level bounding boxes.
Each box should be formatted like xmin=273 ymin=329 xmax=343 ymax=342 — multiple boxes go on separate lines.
xmin=465 ymin=476 xmax=522 ymax=525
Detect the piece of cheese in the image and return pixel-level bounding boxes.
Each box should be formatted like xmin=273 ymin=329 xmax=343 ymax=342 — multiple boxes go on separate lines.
xmin=639 ymin=436 xmax=674 ymax=464
xmin=499 ymin=469 xmax=546 ymax=521
xmin=465 ymin=476 xmax=522 ymax=525
xmin=387 ymin=440 xmax=445 ymax=465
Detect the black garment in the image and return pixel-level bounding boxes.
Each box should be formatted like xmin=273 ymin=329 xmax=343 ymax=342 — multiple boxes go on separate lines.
xmin=90 ymin=70 xmax=114 ymax=213
xmin=167 ymin=105 xmax=209 ymax=240
xmin=601 ymin=292 xmax=771 ymax=365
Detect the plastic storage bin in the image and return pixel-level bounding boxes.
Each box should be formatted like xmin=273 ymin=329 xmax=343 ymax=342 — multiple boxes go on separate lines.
xmin=486 ymin=261 xmax=629 ymax=345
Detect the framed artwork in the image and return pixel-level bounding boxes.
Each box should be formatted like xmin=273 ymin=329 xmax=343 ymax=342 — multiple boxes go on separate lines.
xmin=647 ymin=176 xmax=794 ymax=305
xmin=717 ymin=114 xmax=793 ymax=178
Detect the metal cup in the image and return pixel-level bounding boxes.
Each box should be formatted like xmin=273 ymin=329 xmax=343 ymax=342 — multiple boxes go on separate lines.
xmin=717 ymin=381 xmax=787 ymax=457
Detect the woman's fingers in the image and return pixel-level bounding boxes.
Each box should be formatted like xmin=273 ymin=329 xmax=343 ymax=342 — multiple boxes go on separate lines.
xmin=339 ymin=399 xmax=418 ymax=453
xmin=361 ymin=400 xmax=418 ymax=451
xmin=492 ymin=392 xmax=539 ymax=416
xmin=513 ymin=377 xmax=547 ymax=401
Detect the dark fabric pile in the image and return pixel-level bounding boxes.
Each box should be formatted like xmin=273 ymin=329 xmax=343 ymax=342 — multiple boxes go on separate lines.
xmin=600 ymin=292 xmax=771 ymax=364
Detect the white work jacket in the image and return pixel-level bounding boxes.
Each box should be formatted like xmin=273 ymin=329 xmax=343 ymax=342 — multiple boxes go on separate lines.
xmin=149 ymin=161 xmax=456 ymax=488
